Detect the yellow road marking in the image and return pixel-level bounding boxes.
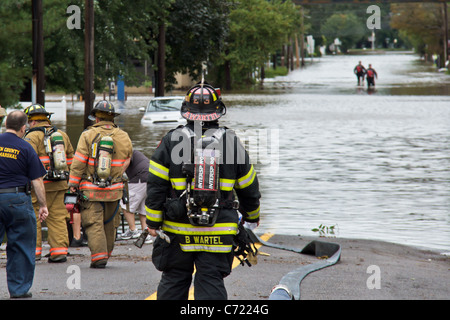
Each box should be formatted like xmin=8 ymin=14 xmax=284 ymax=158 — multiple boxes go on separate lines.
xmin=146 ymin=232 xmax=274 ymax=300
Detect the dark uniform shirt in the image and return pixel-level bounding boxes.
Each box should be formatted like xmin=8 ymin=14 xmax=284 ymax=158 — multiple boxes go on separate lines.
xmin=126 ymin=150 xmax=149 ymax=183
xmin=0 ymin=132 xmax=46 ymax=188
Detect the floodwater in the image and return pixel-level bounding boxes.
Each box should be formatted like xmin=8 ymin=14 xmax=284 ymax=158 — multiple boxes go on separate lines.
xmin=60 ymin=52 xmax=450 ymax=253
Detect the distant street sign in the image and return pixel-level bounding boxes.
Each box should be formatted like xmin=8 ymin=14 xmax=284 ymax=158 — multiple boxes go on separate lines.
xmin=307 ymin=35 xmax=315 ymax=55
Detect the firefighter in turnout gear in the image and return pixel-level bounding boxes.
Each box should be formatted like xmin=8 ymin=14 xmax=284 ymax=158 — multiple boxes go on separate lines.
xmin=68 ymin=100 xmax=132 ymax=268
xmin=146 ymin=81 xmax=261 ymax=300
xmin=24 ymin=104 xmax=74 ymax=262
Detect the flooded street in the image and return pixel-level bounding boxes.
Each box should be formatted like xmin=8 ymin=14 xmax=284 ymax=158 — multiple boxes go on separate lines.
xmin=60 ymin=52 xmax=450 ymax=252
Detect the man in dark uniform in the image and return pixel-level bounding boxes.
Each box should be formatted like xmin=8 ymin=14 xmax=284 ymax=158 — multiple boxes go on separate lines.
xmin=0 ymin=110 xmax=48 ymax=298
xmin=146 ymin=81 xmax=261 ymax=300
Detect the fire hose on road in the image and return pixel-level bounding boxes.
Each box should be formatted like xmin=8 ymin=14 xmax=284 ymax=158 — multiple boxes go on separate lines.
xmin=245 ymin=229 xmax=341 ymax=300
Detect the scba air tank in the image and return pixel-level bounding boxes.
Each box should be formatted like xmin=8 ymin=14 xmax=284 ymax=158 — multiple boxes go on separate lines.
xmin=193 ymin=135 xmax=220 ymax=208
xmin=97 ymin=136 xmax=114 ymax=181
xmin=50 ymin=131 xmax=68 ymax=171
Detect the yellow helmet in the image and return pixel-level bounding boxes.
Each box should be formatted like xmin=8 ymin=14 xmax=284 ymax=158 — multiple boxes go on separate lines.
xmin=24 ymin=104 xmax=53 ymax=121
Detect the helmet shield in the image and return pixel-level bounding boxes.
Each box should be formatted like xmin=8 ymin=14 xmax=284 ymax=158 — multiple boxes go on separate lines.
xmin=181 ymin=83 xmax=225 ymax=122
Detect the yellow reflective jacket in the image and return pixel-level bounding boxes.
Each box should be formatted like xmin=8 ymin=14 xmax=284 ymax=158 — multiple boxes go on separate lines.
xmin=146 ymin=123 xmax=261 ymax=253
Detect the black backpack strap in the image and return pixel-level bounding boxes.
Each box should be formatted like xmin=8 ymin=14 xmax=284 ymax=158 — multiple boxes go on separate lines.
xmin=25 ymin=125 xmax=58 ymax=137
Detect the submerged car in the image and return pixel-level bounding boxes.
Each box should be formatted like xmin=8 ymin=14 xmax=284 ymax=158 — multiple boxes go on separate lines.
xmin=141 ymin=96 xmax=186 ymax=124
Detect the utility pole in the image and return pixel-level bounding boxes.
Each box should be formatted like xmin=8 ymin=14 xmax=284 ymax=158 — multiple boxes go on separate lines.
xmin=300 ymin=7 xmax=305 ymax=67
xmin=295 ymin=35 xmax=300 ymax=69
xmin=84 ymin=0 xmax=95 ymax=129
xmin=155 ymin=22 xmax=166 ymax=97
xmin=32 ymin=0 xmax=45 ymax=106
xmin=443 ymin=2 xmax=448 ymax=65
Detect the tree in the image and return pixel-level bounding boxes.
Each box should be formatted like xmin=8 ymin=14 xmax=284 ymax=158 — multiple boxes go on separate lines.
xmin=0 ymin=0 xmax=305 ymax=102
xmin=321 ymin=12 xmax=365 ymax=53
xmin=214 ymin=0 xmax=299 ymax=88
xmin=84 ymin=0 xmax=167 ymax=92
xmin=164 ymin=0 xmax=232 ymax=90
xmin=43 ymin=0 xmax=84 ymax=94
xmin=0 ymin=0 xmax=169 ymax=106
xmin=390 ymin=3 xmax=446 ymax=62
xmin=0 ymin=1 xmax=32 ymax=107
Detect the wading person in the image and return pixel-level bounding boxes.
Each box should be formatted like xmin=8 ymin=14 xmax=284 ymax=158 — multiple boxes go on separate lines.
xmin=353 ymin=61 xmax=367 ymax=86
xmin=146 ymin=81 xmax=261 ymax=300
xmin=68 ymin=100 xmax=132 ymax=268
xmin=0 ymin=111 xmax=48 ymax=298
xmin=366 ymin=64 xmax=378 ymax=88
xmin=24 ymin=104 xmax=74 ymax=262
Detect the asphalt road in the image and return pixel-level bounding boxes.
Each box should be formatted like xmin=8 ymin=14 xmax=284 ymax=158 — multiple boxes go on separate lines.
xmin=1 ymin=233 xmax=448 ymax=301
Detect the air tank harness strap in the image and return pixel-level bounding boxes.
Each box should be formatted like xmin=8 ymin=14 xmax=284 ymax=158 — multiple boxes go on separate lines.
xmin=25 ymin=125 xmax=57 ymax=136
xmin=101 ymin=201 xmax=121 ymax=225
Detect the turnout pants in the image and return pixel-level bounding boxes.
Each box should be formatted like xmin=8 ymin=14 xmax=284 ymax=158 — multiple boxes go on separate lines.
xmin=80 ymin=200 xmax=120 ymax=266
xmin=33 ymin=190 xmax=69 ymax=260
xmin=153 ymin=234 xmax=234 ymax=300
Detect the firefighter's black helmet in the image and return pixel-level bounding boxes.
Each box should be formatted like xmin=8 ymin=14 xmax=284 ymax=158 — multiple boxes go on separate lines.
xmin=24 ymin=104 xmax=53 ymax=120
xmin=89 ymin=100 xmax=121 ymax=121
xmin=180 ymin=81 xmax=226 ymax=122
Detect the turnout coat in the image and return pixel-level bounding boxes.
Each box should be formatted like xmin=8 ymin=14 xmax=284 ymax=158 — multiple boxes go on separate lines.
xmin=146 ymin=122 xmax=261 ymax=254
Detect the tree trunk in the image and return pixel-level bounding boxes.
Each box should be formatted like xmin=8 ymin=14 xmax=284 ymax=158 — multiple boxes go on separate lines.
xmin=155 ymin=23 xmax=165 ymax=97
